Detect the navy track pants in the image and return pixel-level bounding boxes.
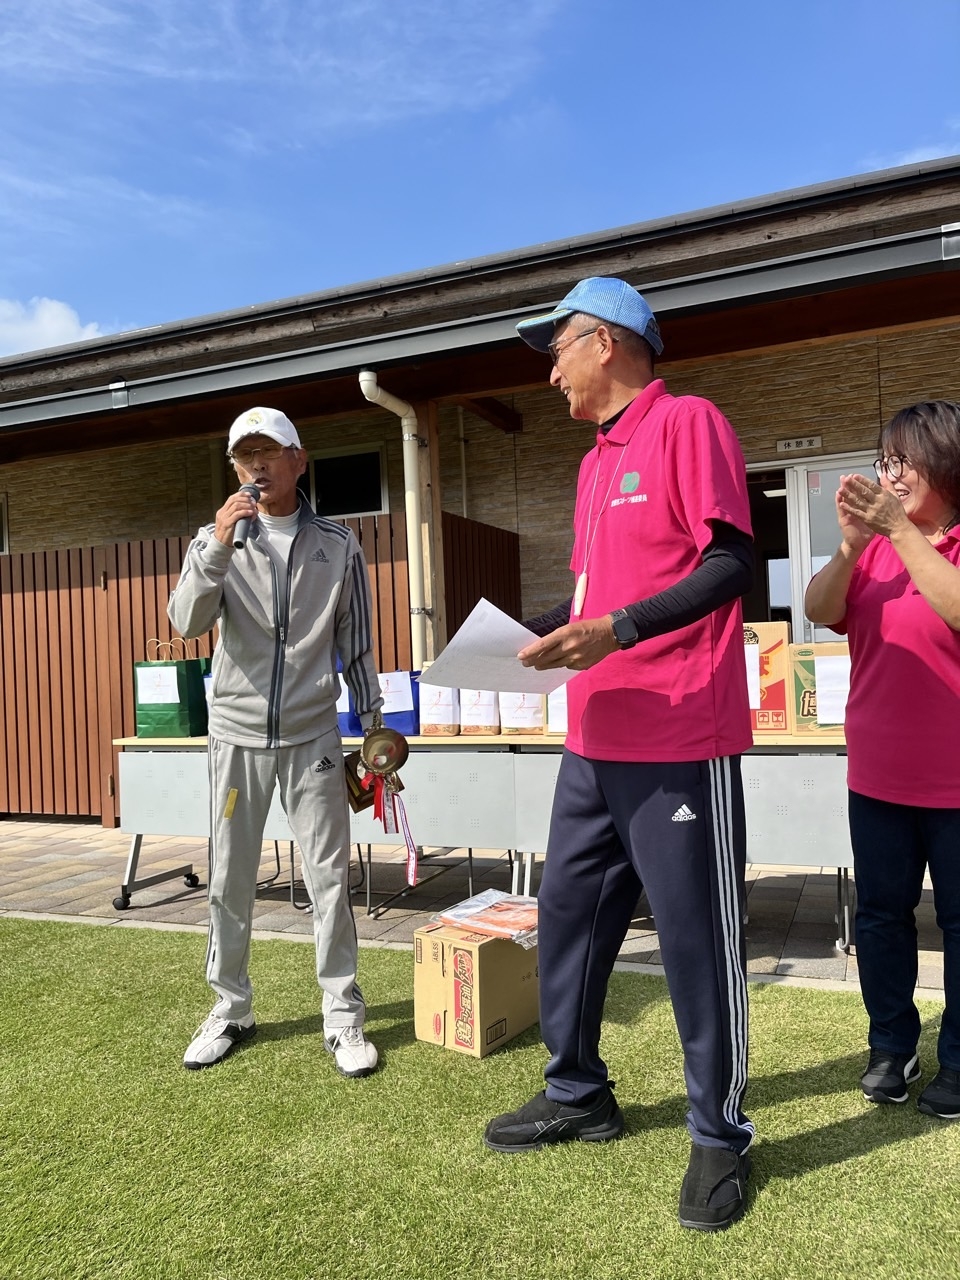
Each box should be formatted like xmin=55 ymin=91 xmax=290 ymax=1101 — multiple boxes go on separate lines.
xmin=538 ymin=749 xmax=753 ymax=1153
xmin=849 ymin=788 xmax=960 ymax=1070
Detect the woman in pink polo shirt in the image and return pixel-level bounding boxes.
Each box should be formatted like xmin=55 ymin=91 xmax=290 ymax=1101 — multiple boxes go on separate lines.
xmin=805 ymin=400 xmax=960 ymax=1121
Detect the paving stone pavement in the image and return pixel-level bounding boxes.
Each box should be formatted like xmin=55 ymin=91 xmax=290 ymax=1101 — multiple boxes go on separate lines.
xmin=0 ymin=816 xmax=944 ymax=1001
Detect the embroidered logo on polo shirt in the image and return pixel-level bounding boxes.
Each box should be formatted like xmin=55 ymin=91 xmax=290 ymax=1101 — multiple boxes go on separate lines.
xmin=314 ymin=757 xmax=336 ymax=772
xmin=671 ymin=804 xmax=697 ymax=822
xmin=620 ymin=471 xmax=640 ymax=494
xmin=310 ymin=548 xmax=329 ymax=562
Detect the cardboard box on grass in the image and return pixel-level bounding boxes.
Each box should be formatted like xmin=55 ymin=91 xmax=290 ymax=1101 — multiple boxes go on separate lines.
xmin=413 ymin=923 xmax=539 ymax=1057
xmin=743 ymin=621 xmax=792 ymax=735
xmin=789 ymin=642 xmax=850 ymax=738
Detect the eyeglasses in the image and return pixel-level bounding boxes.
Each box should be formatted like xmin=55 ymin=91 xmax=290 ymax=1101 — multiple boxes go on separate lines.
xmin=547 ymin=327 xmax=599 ymax=365
xmin=873 ymin=455 xmax=912 ymax=481
xmin=230 ymin=444 xmax=287 ymax=466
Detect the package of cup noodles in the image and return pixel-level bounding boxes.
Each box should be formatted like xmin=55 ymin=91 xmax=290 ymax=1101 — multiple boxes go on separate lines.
xmin=420 ymin=684 xmax=460 ymax=736
xmin=459 ymin=688 xmax=500 ymax=735
xmin=498 ymin=691 xmax=545 ymax=733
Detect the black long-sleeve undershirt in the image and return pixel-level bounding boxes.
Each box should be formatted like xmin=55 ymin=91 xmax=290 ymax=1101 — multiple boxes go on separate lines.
xmin=522 ymin=521 xmax=755 ymax=641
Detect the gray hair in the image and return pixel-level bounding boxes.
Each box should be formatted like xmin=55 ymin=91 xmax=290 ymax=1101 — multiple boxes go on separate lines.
xmin=564 ymin=312 xmax=657 ymax=366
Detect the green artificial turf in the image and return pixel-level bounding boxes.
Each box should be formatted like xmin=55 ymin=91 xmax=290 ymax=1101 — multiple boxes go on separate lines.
xmin=1 ymin=917 xmax=958 ymax=1280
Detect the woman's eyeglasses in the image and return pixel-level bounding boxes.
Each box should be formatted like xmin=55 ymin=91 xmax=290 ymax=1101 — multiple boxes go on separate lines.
xmin=873 ymin=455 xmax=911 ymax=481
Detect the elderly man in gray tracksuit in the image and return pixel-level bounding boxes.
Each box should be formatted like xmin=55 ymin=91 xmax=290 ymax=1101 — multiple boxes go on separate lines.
xmin=169 ymin=406 xmax=383 ymax=1078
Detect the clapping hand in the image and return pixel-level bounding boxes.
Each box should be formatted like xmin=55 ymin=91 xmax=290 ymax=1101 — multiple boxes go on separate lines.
xmin=836 ymin=473 xmax=905 ymax=541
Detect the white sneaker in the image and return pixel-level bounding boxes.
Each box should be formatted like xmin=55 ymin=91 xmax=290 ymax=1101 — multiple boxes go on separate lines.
xmin=183 ymin=1012 xmax=256 ymax=1070
xmin=325 ymin=1025 xmax=378 ymax=1078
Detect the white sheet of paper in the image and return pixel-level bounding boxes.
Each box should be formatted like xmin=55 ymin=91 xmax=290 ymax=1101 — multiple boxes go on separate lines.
xmin=418 ymin=598 xmax=576 ymax=694
xmin=379 ymin=670 xmax=414 ymax=713
xmin=814 ymin=654 xmax=851 ymax=724
xmin=136 ymin=666 xmax=180 ymax=705
xmin=744 ymin=642 xmax=761 ymax=710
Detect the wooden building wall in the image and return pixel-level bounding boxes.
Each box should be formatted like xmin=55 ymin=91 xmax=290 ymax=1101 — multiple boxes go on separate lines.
xmin=2 ymin=318 xmax=960 ymax=622
xmin=438 ymin=318 xmax=960 ymax=616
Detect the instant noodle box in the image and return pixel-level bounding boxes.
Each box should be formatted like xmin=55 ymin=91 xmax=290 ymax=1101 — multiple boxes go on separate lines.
xmin=789 ymin=642 xmax=850 ymax=739
xmin=743 ymin=621 xmax=792 ymax=736
xmin=413 ymin=923 xmax=539 ymax=1057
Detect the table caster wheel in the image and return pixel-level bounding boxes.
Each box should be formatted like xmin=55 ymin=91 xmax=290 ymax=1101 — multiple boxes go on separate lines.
xmin=184 ymin=873 xmax=200 ymax=888
xmin=113 ymin=894 xmax=130 ymax=911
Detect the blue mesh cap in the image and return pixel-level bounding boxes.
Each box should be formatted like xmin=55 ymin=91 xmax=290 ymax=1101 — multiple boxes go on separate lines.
xmin=516 ymin=276 xmax=663 ymax=356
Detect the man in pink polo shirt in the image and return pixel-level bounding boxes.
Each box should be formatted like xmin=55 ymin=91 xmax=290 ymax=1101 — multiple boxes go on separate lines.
xmin=483 ymin=277 xmax=756 ymax=1232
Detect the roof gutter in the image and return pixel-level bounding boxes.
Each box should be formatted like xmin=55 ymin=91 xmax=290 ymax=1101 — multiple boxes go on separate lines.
xmin=1 ymin=224 xmax=958 ymax=434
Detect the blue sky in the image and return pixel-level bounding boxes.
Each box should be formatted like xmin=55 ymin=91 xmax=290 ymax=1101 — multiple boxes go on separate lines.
xmin=1 ymin=0 xmax=958 ymax=356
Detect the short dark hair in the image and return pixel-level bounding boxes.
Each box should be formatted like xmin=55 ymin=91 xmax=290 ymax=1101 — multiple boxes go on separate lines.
xmin=879 ymin=400 xmax=960 ymax=515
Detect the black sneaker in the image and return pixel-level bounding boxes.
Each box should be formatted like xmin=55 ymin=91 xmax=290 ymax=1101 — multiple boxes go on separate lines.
xmin=917 ymin=1068 xmax=960 ymax=1119
xmin=860 ymin=1049 xmax=921 ymax=1103
xmin=483 ymin=1088 xmax=624 ymax=1152
xmin=678 ymin=1143 xmax=751 ymax=1232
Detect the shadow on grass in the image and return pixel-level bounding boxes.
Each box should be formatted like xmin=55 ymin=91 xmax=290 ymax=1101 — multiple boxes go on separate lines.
xmin=256 ymin=997 xmax=418 ymax=1053
xmin=618 ymin=1020 xmax=943 ymax=1194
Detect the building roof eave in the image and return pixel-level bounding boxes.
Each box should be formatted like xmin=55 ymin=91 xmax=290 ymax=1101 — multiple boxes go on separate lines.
xmin=1 ymin=153 xmax=959 ymax=379
xmin=1 ymin=223 xmax=958 ymax=435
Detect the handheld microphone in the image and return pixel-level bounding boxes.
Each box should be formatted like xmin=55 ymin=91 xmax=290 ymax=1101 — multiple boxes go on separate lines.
xmin=233 ymin=484 xmax=261 ymax=549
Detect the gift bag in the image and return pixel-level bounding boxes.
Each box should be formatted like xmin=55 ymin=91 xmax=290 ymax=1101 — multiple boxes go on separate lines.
xmin=134 ymin=638 xmax=208 ymax=738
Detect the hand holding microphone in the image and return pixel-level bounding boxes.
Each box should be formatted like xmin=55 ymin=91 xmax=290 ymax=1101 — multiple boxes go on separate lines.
xmin=233 ymin=484 xmax=261 ymax=548
xmin=214 ymin=484 xmax=261 ymax=548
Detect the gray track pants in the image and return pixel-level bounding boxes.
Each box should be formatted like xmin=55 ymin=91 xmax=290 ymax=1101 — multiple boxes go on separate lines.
xmin=205 ymin=730 xmax=364 ymax=1028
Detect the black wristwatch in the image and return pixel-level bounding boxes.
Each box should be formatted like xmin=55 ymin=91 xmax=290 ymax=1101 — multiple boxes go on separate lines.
xmin=610 ymin=608 xmax=640 ymax=650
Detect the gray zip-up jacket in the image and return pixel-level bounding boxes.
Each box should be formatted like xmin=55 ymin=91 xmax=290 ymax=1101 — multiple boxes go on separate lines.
xmin=168 ymin=501 xmax=383 ymax=749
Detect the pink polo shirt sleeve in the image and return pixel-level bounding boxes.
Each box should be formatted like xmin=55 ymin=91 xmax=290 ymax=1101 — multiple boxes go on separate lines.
xmin=665 ymin=396 xmax=753 ymax=549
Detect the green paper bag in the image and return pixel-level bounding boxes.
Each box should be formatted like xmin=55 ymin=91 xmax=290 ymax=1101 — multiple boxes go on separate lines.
xmin=134 ymin=638 xmax=208 ymax=738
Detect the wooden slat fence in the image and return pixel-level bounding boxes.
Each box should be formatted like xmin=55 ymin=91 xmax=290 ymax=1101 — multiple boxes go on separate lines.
xmin=442 ymin=511 xmax=522 ymax=636
xmin=0 ymin=514 xmax=414 ymax=824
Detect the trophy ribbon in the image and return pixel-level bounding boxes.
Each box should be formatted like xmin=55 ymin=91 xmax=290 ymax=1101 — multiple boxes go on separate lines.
xmin=359 ymin=714 xmax=418 ymax=884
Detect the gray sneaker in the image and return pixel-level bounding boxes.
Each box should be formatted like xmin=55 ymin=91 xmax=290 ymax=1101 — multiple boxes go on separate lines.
xmin=325 ymin=1026 xmax=379 ymax=1078
xmin=183 ymin=1012 xmax=256 ymax=1070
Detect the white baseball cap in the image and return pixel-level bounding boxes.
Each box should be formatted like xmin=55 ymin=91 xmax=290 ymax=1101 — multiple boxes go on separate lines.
xmin=227 ymin=406 xmax=302 ymax=452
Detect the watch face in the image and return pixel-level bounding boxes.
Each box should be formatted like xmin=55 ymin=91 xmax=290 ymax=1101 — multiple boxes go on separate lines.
xmin=613 ymin=614 xmax=638 ymax=646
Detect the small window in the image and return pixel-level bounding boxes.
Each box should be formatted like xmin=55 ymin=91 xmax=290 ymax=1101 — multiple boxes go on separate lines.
xmin=302 ymin=447 xmax=388 ymax=518
xmin=0 ymin=493 xmax=8 ymax=554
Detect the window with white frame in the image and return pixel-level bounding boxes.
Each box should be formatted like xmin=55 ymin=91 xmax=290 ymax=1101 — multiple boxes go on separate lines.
xmin=299 ymin=445 xmax=388 ymax=518
xmin=746 ymin=450 xmax=875 ymax=643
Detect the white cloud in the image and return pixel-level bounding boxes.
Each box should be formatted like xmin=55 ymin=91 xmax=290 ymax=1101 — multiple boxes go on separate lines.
xmin=0 ymin=0 xmax=565 ymax=127
xmin=862 ymin=124 xmax=960 ymax=173
xmin=0 ymin=297 xmax=107 ymax=357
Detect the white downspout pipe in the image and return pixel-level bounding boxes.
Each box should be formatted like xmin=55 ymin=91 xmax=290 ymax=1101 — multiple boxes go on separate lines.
xmin=358 ymin=370 xmax=427 ymax=671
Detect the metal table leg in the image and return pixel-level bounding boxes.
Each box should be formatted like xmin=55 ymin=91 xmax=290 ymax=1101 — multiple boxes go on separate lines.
xmin=113 ymin=833 xmax=198 ymax=911
xmin=835 ymin=866 xmax=855 ymax=952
